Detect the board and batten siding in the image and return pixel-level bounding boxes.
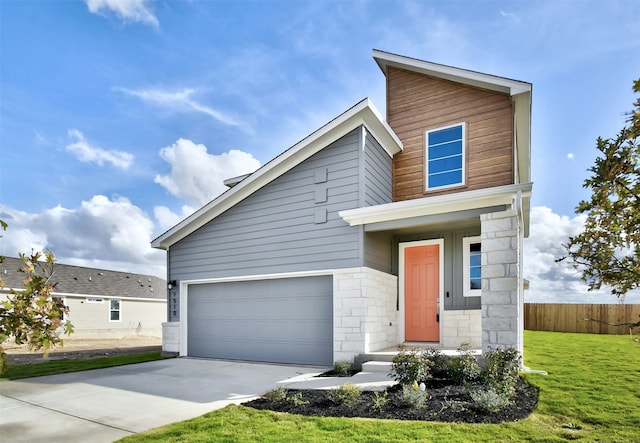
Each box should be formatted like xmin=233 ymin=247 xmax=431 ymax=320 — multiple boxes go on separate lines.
xmin=386 ymin=66 xmax=515 ymax=202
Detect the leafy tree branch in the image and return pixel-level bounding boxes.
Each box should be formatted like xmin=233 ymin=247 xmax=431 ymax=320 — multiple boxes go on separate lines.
xmin=558 ymin=78 xmax=640 ymax=298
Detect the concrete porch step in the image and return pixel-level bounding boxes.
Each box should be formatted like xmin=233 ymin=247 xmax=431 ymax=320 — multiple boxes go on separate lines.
xmin=361 ymin=360 xmax=392 ymax=373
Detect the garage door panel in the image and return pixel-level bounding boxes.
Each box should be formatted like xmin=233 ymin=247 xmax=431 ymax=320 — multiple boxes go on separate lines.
xmin=187 ymin=276 xmax=333 ymax=366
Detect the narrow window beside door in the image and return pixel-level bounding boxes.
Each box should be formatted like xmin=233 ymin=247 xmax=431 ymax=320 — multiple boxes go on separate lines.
xmin=109 ymin=299 xmax=121 ymax=321
xmin=463 ymin=236 xmax=481 ymax=297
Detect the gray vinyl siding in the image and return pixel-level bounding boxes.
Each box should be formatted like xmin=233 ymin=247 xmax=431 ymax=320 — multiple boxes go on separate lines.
xmin=168 ymin=129 xmax=365 ymax=321
xmin=362 ymin=131 xmax=394 ymax=272
xmin=363 ymin=131 xmax=393 ymax=206
xmin=393 ymin=229 xmax=482 ymax=311
xmin=364 ymin=231 xmax=393 ymax=273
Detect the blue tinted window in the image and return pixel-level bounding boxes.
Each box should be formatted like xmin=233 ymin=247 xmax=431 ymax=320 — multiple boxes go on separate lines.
xmin=429 ymin=170 xmax=463 ymax=188
xmin=469 ymin=243 xmax=481 ymax=291
xmin=429 ymin=125 xmax=462 ymax=146
xmin=426 ymin=124 xmax=464 ymax=189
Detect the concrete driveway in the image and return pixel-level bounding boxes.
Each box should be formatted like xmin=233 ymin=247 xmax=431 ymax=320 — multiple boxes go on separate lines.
xmin=0 ymin=358 xmax=326 ymax=443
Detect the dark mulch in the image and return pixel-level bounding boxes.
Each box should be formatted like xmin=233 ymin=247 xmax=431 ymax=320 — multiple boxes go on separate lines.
xmin=246 ymin=377 xmax=538 ymax=423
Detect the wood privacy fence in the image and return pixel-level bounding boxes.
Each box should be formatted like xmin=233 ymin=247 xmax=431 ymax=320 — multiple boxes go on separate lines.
xmin=524 ymin=303 xmax=640 ymax=334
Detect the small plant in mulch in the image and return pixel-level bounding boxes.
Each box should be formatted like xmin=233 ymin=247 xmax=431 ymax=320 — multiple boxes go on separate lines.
xmin=328 ymin=383 xmax=362 ymax=406
xmin=248 ymin=345 xmax=538 ymax=423
xmin=316 ymin=360 xmax=360 ymax=377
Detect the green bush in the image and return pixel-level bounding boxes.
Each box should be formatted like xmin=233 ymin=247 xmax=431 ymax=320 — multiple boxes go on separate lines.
xmin=480 ymin=347 xmax=520 ymax=397
xmin=288 ymin=391 xmax=309 ymax=406
xmin=397 ymin=384 xmax=429 ymax=409
xmin=469 ymin=387 xmax=511 ymax=413
xmin=328 ymin=383 xmax=361 ymax=406
xmin=371 ymin=391 xmax=389 ymax=411
xmin=263 ymin=386 xmax=288 ymax=402
xmin=333 ymin=360 xmax=352 ymax=376
xmin=389 ymin=347 xmax=432 ymax=385
xmin=423 ymin=348 xmax=450 ymax=378
xmin=448 ymin=343 xmax=479 ymax=385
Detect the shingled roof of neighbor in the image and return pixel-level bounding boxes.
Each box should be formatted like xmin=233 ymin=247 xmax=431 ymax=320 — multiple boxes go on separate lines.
xmin=1 ymin=257 xmax=165 ymax=300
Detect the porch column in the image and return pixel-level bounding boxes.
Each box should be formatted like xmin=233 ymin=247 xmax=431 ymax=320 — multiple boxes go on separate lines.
xmin=480 ymin=209 xmax=523 ymax=355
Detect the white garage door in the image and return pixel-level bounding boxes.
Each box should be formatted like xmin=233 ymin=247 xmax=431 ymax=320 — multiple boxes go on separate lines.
xmin=187 ymin=276 xmax=333 ymax=366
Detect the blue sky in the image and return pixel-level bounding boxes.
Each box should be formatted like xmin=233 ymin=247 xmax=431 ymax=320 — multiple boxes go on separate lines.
xmin=1 ymin=0 xmax=639 ymax=303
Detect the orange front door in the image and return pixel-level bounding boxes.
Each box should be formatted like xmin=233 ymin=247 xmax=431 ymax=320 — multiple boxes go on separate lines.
xmin=404 ymin=244 xmax=440 ymax=342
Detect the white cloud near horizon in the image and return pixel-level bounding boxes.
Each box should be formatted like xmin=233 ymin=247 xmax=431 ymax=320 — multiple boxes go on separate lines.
xmin=115 ymin=87 xmax=252 ymax=133
xmin=85 ymin=0 xmax=159 ymax=28
xmin=65 ymin=129 xmax=134 ymax=169
xmin=523 ymin=206 xmax=639 ymax=304
xmin=2 ymin=200 xmax=638 ymax=302
xmin=0 ymin=197 xmax=165 ymax=278
xmin=154 ymin=138 xmax=261 ymax=208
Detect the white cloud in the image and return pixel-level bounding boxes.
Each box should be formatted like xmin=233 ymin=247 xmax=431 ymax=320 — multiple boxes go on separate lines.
xmin=154 ymin=138 xmax=261 ymax=208
xmin=65 ymin=129 xmax=134 ymax=169
xmin=524 ymin=206 xmax=640 ymax=303
xmin=115 ymin=87 xmax=252 ymax=133
xmin=153 ymin=204 xmax=195 ymax=231
xmin=566 ymin=153 xmax=575 ymax=160
xmin=85 ymin=0 xmax=158 ymax=27
xmin=0 ymin=197 xmax=165 ymax=278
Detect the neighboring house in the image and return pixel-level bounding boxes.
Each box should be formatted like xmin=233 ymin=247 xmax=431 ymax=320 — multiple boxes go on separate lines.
xmin=1 ymin=257 xmax=166 ymax=339
xmin=152 ymin=50 xmax=532 ymax=366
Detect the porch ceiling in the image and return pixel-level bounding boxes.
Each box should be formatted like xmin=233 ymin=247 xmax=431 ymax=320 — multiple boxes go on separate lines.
xmin=363 ymin=206 xmax=502 ymax=234
xmin=340 ymin=182 xmax=533 ymax=236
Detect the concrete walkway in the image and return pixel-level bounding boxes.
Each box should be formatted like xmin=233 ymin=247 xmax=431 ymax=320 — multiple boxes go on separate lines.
xmin=0 ymin=358 xmax=395 ymax=443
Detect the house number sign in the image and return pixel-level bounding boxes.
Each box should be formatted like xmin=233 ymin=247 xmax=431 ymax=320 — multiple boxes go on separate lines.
xmin=171 ymin=292 xmax=178 ymax=319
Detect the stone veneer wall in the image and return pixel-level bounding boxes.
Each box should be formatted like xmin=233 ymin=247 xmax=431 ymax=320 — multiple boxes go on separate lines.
xmin=333 ymin=267 xmax=398 ymax=362
xmin=480 ymin=209 xmax=522 ymax=354
xmin=162 ymin=321 xmax=180 ymax=356
xmin=441 ymin=309 xmax=482 ymax=349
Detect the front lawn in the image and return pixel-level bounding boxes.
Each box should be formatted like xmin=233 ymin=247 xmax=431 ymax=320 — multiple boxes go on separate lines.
xmin=0 ymin=352 xmax=166 ymax=380
xmin=118 ymin=332 xmax=640 ymax=442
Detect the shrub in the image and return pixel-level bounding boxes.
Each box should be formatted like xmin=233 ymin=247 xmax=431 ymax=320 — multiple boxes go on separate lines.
xmin=480 ymin=347 xmax=521 ymax=397
xmin=470 ymin=387 xmax=511 ymax=413
xmin=424 ymin=348 xmax=450 ymax=378
xmin=371 ymin=391 xmax=389 ymax=411
xmin=448 ymin=343 xmax=480 ymax=385
xmin=333 ymin=360 xmax=352 ymax=376
xmin=390 ymin=347 xmax=432 ymax=385
xmin=397 ymin=384 xmax=429 ymax=409
xmin=328 ymin=383 xmax=361 ymax=406
xmin=288 ymin=391 xmax=309 ymax=406
xmin=263 ymin=386 xmax=288 ymax=402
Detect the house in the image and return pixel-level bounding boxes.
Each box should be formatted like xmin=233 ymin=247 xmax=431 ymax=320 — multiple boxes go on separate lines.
xmin=151 ymin=50 xmax=532 ymax=366
xmin=1 ymin=257 xmax=167 ymax=339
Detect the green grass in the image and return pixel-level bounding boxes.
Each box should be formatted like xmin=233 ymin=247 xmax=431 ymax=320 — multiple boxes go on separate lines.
xmin=0 ymin=352 xmax=166 ymax=380
xmin=117 ymin=332 xmax=640 ymax=442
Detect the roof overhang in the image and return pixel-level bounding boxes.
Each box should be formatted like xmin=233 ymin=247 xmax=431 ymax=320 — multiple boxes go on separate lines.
xmin=373 ymin=49 xmax=531 ymax=96
xmin=151 ymin=98 xmax=403 ymax=250
xmin=339 ymin=182 xmax=533 ymax=236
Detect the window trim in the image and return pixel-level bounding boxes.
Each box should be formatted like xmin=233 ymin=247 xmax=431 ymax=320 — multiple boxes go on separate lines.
xmin=463 ymin=236 xmax=482 ymax=297
xmin=425 ymin=122 xmax=466 ymax=191
xmin=109 ymin=299 xmax=121 ymax=322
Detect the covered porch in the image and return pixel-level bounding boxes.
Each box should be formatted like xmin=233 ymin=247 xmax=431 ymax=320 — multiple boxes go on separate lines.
xmin=337 ymin=183 xmax=532 ymax=364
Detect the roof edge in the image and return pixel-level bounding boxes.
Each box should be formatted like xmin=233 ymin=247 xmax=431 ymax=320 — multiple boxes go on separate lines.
xmin=373 ymin=49 xmax=531 ymax=96
xmin=151 ymin=98 xmax=402 ymax=250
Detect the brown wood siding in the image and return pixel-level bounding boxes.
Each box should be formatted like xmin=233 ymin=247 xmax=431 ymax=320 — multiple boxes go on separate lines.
xmin=387 ymin=67 xmax=514 ymax=201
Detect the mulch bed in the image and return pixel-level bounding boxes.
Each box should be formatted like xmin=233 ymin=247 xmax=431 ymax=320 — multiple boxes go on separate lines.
xmin=246 ymin=377 xmax=538 ymax=423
